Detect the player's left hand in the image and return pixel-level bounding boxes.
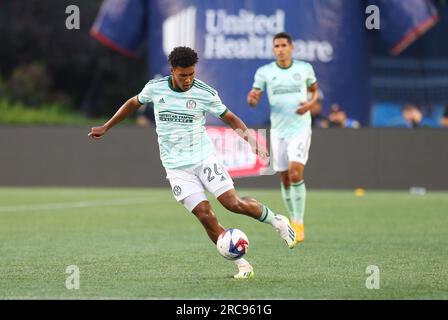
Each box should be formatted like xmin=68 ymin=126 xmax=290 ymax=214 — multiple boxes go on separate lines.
xmin=296 ymin=101 xmax=312 ymax=115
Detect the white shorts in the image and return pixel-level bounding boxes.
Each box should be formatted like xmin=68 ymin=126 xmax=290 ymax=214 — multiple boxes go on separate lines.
xmin=165 ymin=155 xmax=234 ymax=211
xmin=271 ymin=130 xmax=312 ymax=172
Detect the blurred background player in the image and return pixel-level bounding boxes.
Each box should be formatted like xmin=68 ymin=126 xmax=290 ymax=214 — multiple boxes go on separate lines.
xmin=247 ymin=32 xmax=319 ymax=244
xmin=89 ymin=47 xmax=296 ymax=279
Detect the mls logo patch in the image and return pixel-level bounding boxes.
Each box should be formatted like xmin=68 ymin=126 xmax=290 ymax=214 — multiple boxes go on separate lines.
xmin=293 ymin=73 xmax=302 ymax=81
xmin=186 ymin=99 xmax=196 ymax=110
xmin=173 ymin=186 xmax=182 ymax=196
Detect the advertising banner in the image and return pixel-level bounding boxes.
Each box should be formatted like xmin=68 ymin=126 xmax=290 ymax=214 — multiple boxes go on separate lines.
xmin=92 ymin=0 xmax=438 ymax=126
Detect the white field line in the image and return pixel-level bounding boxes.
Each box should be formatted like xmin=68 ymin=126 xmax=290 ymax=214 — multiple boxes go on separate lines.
xmin=0 ymin=198 xmax=157 ymax=213
xmin=1 ymin=296 xmax=297 ymax=300
xmin=0 ymin=296 xmax=167 ymax=300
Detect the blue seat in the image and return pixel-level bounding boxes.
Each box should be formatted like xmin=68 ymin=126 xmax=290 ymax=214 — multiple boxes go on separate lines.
xmin=371 ymin=103 xmax=406 ymax=127
xmin=431 ymin=105 xmax=445 ymax=123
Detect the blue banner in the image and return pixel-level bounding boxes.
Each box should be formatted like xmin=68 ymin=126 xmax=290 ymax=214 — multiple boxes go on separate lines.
xmin=92 ymin=0 xmax=438 ymax=126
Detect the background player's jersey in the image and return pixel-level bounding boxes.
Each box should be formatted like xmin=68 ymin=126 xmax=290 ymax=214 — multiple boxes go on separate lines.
xmin=138 ymin=76 xmax=227 ymax=169
xmin=253 ymin=60 xmax=317 ymax=138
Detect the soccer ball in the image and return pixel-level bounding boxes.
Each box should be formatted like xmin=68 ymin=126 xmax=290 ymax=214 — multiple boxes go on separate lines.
xmin=216 ymin=228 xmax=249 ymax=260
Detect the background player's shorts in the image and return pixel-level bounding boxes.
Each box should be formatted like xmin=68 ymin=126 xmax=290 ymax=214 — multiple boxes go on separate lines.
xmin=165 ymin=155 xmax=234 ymax=210
xmin=271 ymin=130 xmax=312 ymax=172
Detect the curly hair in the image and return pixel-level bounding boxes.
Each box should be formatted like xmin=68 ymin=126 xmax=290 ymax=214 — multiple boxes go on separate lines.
xmin=168 ymin=47 xmax=199 ymax=68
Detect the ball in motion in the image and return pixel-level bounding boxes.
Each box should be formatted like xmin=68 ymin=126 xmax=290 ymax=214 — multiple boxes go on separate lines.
xmin=216 ymin=228 xmax=249 ymax=260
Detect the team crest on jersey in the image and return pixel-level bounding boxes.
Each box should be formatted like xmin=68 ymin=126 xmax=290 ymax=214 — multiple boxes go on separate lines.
xmin=293 ymin=73 xmax=302 ymax=81
xmin=186 ymin=100 xmax=196 ymax=110
xmin=173 ymin=186 xmax=182 ymax=196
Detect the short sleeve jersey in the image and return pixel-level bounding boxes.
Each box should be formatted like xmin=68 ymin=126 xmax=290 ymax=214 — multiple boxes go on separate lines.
xmin=138 ymin=76 xmax=228 ymax=169
xmin=253 ymin=60 xmax=317 ymax=138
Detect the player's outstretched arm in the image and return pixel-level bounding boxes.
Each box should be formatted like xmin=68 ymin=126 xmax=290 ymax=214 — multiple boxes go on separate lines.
xmin=88 ymin=96 xmax=141 ymax=139
xmin=247 ymin=88 xmax=263 ymax=107
xmin=220 ymin=110 xmax=268 ymax=159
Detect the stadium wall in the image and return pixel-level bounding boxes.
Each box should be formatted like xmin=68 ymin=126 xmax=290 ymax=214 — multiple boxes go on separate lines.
xmin=1 ymin=126 xmax=447 ymax=190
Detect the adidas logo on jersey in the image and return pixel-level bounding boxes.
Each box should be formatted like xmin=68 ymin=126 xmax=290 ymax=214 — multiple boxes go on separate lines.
xmin=159 ymin=98 xmax=165 ymax=103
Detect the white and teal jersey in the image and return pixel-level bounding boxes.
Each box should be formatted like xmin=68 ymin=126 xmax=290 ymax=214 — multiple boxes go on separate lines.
xmin=137 ymin=76 xmax=228 ymax=169
xmin=253 ymin=60 xmax=317 ymax=138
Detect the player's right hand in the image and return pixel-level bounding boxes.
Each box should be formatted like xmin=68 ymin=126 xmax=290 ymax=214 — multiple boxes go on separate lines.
xmin=247 ymin=89 xmax=261 ymax=106
xmin=88 ymin=126 xmax=107 ymax=139
xmin=250 ymin=140 xmax=269 ymax=161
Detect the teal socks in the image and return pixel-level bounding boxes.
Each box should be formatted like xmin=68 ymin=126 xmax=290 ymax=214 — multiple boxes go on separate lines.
xmin=280 ymin=183 xmax=294 ymax=216
xmin=258 ymin=205 xmax=276 ymax=224
xmin=289 ymin=180 xmax=306 ymax=223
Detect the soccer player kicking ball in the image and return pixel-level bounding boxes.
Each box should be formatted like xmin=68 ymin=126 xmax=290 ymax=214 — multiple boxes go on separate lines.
xmin=247 ymin=32 xmax=319 ymax=244
xmin=88 ymin=46 xmax=296 ymax=279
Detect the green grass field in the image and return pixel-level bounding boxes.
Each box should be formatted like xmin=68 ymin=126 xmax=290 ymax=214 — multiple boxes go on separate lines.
xmin=0 ymin=187 xmax=447 ymax=299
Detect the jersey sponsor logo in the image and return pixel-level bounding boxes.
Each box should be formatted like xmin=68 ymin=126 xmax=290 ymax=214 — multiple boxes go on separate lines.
xmin=173 ymin=185 xmax=182 ymax=196
xmin=158 ymin=111 xmax=194 ymax=123
xmin=272 ymin=85 xmax=301 ymax=95
xmin=186 ymin=99 xmax=197 ymax=109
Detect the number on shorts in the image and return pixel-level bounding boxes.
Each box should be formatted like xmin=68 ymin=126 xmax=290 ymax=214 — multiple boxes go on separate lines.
xmin=214 ymin=163 xmax=223 ymax=176
xmin=203 ymin=166 xmax=215 ymax=182
xmin=204 ymin=163 xmax=226 ymax=182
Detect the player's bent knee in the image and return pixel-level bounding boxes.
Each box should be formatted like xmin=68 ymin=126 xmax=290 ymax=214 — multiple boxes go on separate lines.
xmin=192 ymin=201 xmax=210 ymax=213
xmin=223 ymin=198 xmax=244 ymax=213
xmin=191 ymin=200 xmax=212 ymax=216
xmin=193 ymin=205 xmax=215 ymax=224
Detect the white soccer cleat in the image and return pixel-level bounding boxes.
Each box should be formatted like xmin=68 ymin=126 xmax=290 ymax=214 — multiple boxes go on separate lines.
xmin=272 ymin=215 xmax=297 ymax=249
xmin=233 ymin=264 xmax=254 ymax=279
